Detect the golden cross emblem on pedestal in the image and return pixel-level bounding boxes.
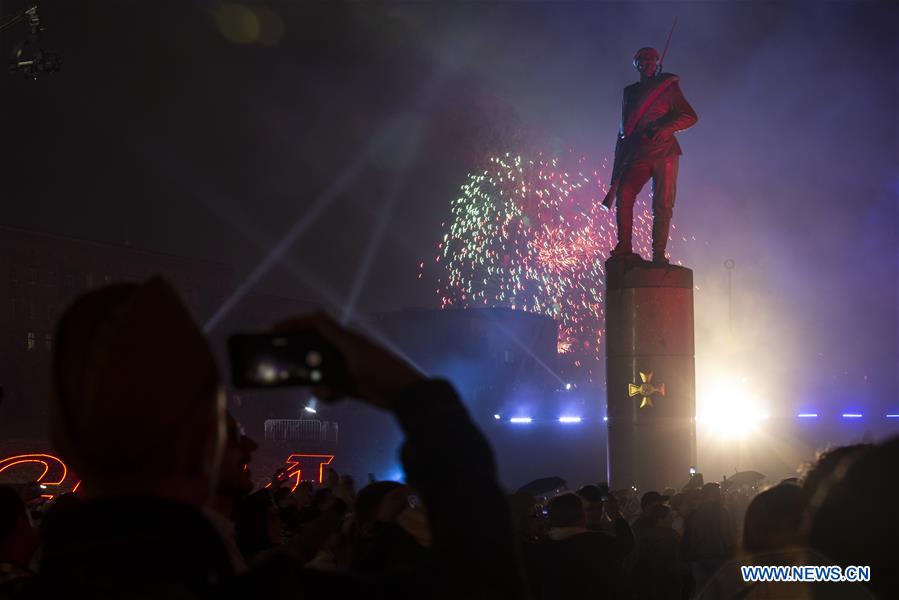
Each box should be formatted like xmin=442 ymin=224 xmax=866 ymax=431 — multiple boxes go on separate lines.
xmin=628 ymin=371 xmax=666 ymax=408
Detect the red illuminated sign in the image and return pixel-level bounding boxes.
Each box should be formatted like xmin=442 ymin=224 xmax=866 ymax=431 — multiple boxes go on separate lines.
xmin=0 ymin=453 xmax=75 ymax=498
xmin=264 ymin=453 xmax=335 ymax=491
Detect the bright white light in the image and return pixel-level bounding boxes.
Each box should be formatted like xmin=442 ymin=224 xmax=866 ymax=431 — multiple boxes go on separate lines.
xmin=887 ymin=414 xmax=899 ymax=419
xmin=558 ymin=416 xmax=582 ymax=424
xmin=509 ymin=417 xmax=533 ymax=424
xmin=304 ymin=406 xmax=317 ymax=414
xmin=797 ymin=413 xmax=818 ymax=418
xmin=603 ymin=416 xmax=609 ymax=422
xmin=696 ymin=372 xmax=768 ymax=439
xmin=493 ymin=414 xmax=501 ymax=420
xmin=565 ymin=383 xmax=572 ymax=391
xmin=257 ymin=363 xmax=277 ymax=383
xmin=842 ymin=413 xmax=863 ymax=418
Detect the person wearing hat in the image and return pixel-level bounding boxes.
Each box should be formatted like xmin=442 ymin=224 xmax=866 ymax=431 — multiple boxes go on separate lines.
xmin=603 ymin=46 xmax=698 ymax=264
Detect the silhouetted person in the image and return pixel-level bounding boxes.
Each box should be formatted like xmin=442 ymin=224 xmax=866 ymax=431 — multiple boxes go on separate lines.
xmin=350 ymin=484 xmax=429 ymax=576
xmin=28 ymin=280 xmax=237 ymax=598
xmin=0 ymin=486 xmax=37 ymax=589
xmin=603 ymin=46 xmax=698 ymax=263
xmin=347 ymin=480 xmax=403 ymax=564
xmin=681 ymin=483 xmax=735 ymax=593
xmin=810 ymin=436 xmax=899 ymax=599
xmin=631 ymin=504 xmax=682 ymax=600
xmin=575 ymin=485 xmax=606 ymax=531
xmin=508 ymin=490 xmax=545 ymax=543
xmin=697 ymin=482 xmax=873 ymax=599
xmin=631 ymin=490 xmax=670 ymax=541
xmin=532 ymin=492 xmax=634 ymax=599
xmin=234 ymin=489 xmax=282 ymax=562
xmin=801 ymin=444 xmax=871 ymax=509
xmin=4 ymin=278 xmax=526 ymax=599
xmin=668 ymin=493 xmax=688 ymax=535
xmin=742 ymin=483 xmax=806 ymax=555
xmin=207 ymin=412 xmax=259 ymax=571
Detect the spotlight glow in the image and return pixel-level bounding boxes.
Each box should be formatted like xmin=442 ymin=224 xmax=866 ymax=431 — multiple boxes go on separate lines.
xmin=558 ymin=416 xmax=582 ymax=424
xmin=304 ymin=406 xmax=317 ymax=414
xmin=696 ymin=372 xmax=768 ymax=439
xmin=509 ymin=417 xmax=533 ymax=424
xmin=257 ymin=363 xmax=277 ymax=383
xmin=797 ymin=413 xmax=818 ymax=418
xmin=493 ymin=414 xmax=502 ymax=420
xmin=841 ymin=413 xmax=863 ymax=418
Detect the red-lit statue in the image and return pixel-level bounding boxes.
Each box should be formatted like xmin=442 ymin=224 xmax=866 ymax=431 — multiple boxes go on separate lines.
xmin=602 ymin=47 xmax=698 ymax=264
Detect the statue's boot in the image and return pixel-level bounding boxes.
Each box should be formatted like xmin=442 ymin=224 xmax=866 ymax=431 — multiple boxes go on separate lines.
xmin=651 ymin=214 xmax=671 ymax=264
xmin=611 ymin=200 xmax=635 ymax=257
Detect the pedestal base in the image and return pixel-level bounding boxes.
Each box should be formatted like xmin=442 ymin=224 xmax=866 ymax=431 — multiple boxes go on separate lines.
xmin=605 ymin=259 xmax=696 ymax=491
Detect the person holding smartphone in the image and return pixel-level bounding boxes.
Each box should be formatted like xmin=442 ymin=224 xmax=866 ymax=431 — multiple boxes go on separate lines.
xmin=20 ymin=278 xmax=525 ymax=600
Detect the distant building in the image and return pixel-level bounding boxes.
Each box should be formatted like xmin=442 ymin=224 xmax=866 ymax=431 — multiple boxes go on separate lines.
xmin=370 ymin=307 xmax=561 ymax=421
xmin=0 ymin=225 xmax=320 ymax=448
xmin=0 ymin=225 xmax=233 ymax=441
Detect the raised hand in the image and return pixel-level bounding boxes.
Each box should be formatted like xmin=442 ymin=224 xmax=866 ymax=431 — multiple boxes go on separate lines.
xmin=274 ymin=312 xmax=424 ymax=411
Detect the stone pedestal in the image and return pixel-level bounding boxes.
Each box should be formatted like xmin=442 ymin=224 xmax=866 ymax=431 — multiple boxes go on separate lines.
xmin=604 ymin=259 xmax=696 ymax=492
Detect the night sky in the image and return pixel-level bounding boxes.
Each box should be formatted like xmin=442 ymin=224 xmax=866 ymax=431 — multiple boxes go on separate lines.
xmin=2 ymin=1 xmax=897 ymax=423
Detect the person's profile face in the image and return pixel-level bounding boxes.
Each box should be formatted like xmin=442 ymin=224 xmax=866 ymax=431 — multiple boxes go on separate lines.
xmin=218 ymin=413 xmax=257 ymax=494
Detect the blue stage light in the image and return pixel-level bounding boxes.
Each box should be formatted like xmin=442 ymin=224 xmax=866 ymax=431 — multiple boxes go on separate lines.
xmin=797 ymin=413 xmax=818 ymax=418
xmin=387 ymin=466 xmax=407 ymax=483
xmin=603 ymin=416 xmax=609 ymax=422
xmin=841 ymin=413 xmax=863 ymax=418
xmin=509 ymin=417 xmax=533 ymax=424
xmin=886 ymin=414 xmax=899 ymax=419
xmin=558 ymin=416 xmax=582 ymax=424
xmin=565 ymin=383 xmax=572 ymax=391
xmin=493 ymin=414 xmax=502 ymax=420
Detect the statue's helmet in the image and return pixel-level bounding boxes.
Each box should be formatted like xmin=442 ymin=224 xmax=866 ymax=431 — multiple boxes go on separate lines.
xmin=633 ymin=47 xmax=661 ymax=69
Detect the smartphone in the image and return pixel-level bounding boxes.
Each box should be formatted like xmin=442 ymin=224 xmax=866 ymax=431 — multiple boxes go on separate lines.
xmin=598 ymin=483 xmax=610 ymax=502
xmin=228 ymin=331 xmax=349 ymax=390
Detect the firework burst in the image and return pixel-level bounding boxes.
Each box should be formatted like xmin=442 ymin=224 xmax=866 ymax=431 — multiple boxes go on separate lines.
xmin=428 ymin=150 xmax=685 ymax=375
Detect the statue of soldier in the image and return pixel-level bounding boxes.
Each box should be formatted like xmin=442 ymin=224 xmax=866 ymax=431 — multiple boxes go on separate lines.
xmin=602 ymin=47 xmax=698 ymax=264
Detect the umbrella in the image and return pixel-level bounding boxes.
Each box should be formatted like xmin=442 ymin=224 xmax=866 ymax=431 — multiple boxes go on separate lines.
xmin=721 ymin=470 xmax=766 ymax=490
xmin=517 ymin=476 xmax=567 ymax=497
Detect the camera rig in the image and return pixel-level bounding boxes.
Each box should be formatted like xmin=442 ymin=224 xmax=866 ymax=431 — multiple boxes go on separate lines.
xmin=0 ymin=2 xmax=61 ymax=79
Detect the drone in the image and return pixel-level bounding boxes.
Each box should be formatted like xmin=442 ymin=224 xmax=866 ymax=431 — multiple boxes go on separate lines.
xmin=0 ymin=2 xmax=61 ymax=79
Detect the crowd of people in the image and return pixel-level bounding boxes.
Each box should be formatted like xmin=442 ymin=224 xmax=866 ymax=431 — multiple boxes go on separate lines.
xmin=0 ymin=277 xmax=896 ymax=599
